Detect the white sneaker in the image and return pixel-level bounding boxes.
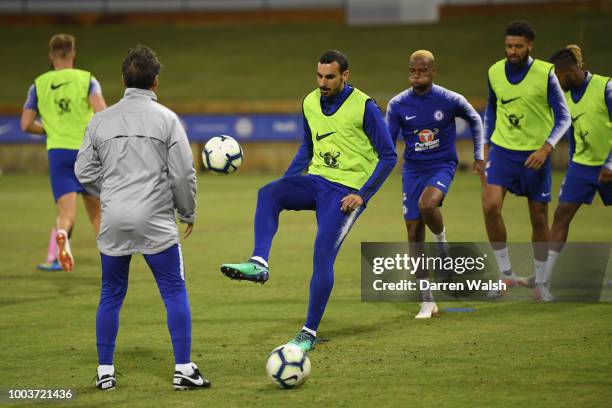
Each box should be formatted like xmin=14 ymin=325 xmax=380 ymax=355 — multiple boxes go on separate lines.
xmin=535 ymin=285 xmax=554 ymax=302
xmin=415 ymin=302 xmax=439 ymax=319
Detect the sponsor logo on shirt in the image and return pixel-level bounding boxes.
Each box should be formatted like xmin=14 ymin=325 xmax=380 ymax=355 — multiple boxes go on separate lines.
xmin=414 ymin=128 xmax=440 ymax=151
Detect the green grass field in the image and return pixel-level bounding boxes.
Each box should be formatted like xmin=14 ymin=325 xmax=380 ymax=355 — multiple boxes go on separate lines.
xmin=1 ymin=10 xmax=611 ymax=109
xmin=1 ymin=171 xmax=611 ymax=407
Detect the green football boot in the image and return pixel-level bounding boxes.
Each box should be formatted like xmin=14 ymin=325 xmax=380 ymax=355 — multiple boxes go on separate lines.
xmin=220 ymin=261 xmax=269 ymax=284
xmin=288 ymin=330 xmax=316 ymax=352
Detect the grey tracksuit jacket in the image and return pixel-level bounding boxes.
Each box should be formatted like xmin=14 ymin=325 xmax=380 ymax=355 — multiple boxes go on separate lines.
xmin=75 ymin=88 xmax=196 ymax=256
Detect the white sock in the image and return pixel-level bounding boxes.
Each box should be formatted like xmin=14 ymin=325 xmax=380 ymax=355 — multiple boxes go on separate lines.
xmin=433 ymin=227 xmax=447 ymax=243
xmin=418 ymin=279 xmax=435 ymax=302
xmin=493 ymin=247 xmax=512 ymax=275
xmin=301 ymin=326 xmax=316 ymax=337
xmin=433 ymin=228 xmax=450 ymax=252
xmin=175 ymin=362 xmax=194 ymax=375
xmin=97 ymin=365 xmax=114 ymax=377
xmin=534 ymin=259 xmax=547 ymax=284
xmin=545 ymin=250 xmax=560 ymax=285
xmin=250 ymin=256 xmax=268 ymax=268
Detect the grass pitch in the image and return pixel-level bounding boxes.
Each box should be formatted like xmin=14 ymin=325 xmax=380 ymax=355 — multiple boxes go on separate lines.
xmin=1 ymin=171 xmax=611 ymax=407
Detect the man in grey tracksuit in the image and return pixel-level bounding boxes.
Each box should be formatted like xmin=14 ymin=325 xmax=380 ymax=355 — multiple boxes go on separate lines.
xmin=75 ymin=45 xmax=210 ymax=391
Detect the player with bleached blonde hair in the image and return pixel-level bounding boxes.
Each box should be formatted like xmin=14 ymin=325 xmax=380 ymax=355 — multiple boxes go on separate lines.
xmin=386 ymin=49 xmax=485 ymax=318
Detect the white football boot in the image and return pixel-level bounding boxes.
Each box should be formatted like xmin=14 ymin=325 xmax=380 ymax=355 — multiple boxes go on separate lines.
xmin=415 ymin=302 xmax=440 ymax=319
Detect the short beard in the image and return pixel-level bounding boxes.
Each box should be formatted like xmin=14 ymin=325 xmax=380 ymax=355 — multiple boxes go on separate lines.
xmin=508 ymin=54 xmax=529 ymax=67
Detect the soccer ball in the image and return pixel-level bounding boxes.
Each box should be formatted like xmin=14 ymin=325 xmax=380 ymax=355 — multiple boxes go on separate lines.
xmin=266 ymin=344 xmax=311 ymax=389
xmin=202 ymin=135 xmax=243 ymax=174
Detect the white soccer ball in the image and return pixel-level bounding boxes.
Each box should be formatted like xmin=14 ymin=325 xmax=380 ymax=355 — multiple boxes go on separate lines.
xmin=202 ymin=135 xmax=243 ymax=174
xmin=266 ymin=344 xmax=311 ymax=389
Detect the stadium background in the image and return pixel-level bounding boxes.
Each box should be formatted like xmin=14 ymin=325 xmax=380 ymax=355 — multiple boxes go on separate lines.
xmin=0 ymin=1 xmax=611 ymax=406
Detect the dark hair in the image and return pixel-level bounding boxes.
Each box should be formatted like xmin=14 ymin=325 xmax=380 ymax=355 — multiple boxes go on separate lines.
xmin=505 ymin=20 xmax=535 ymax=41
xmin=550 ymin=44 xmax=584 ymax=69
xmin=319 ymin=50 xmax=349 ymax=72
xmin=122 ymin=45 xmax=162 ymax=90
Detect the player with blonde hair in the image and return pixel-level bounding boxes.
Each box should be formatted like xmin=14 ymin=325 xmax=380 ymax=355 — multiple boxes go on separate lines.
xmin=21 ymin=33 xmax=107 ymax=272
xmin=386 ymin=49 xmax=484 ymax=317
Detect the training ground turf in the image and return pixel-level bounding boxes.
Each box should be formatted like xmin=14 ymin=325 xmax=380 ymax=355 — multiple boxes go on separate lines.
xmin=1 ymin=172 xmax=611 ymax=407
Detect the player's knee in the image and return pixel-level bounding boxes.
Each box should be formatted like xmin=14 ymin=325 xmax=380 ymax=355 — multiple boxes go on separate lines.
xmin=257 ymin=182 xmax=275 ymax=199
xmin=418 ymin=197 xmax=438 ymax=217
xmin=530 ymin=212 xmax=548 ymax=230
xmin=257 ymin=183 xmax=281 ymax=207
xmin=314 ymin=249 xmax=334 ymax=263
xmin=553 ymin=205 xmax=573 ymax=226
xmin=313 ymin=246 xmax=336 ymax=268
xmin=407 ymin=230 xmax=420 ymax=242
xmin=100 ymin=286 xmax=128 ymax=303
xmin=482 ymin=200 xmax=502 ymax=219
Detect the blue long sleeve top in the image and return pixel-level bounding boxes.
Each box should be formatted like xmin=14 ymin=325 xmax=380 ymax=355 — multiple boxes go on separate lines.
xmin=386 ymin=84 xmax=484 ymax=170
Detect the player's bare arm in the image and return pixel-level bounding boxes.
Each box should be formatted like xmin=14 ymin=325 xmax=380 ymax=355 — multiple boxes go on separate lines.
xmin=89 ymin=93 xmax=107 ymax=113
xmin=20 ymin=108 xmax=45 ymax=134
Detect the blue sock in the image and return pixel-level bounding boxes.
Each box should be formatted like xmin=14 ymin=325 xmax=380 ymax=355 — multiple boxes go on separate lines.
xmin=144 ymin=244 xmax=191 ymax=364
xmin=97 ymin=254 xmax=131 ymax=365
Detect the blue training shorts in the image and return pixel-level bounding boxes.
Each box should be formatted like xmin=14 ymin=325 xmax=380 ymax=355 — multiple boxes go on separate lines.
xmin=485 ymin=144 xmax=552 ymax=202
xmin=402 ymin=164 xmax=456 ymax=220
xmin=48 ymin=148 xmax=86 ymax=202
xmin=559 ymin=161 xmax=612 ymax=205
